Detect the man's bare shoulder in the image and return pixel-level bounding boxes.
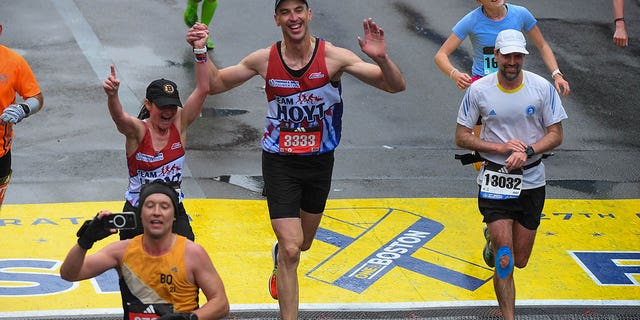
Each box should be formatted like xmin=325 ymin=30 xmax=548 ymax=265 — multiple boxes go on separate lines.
xmin=111 ymin=238 xmax=131 ymax=250
xmin=101 ymin=238 xmax=131 ymax=261
xmin=322 ymin=39 xmax=360 ymax=76
xmin=323 ymin=40 xmax=349 ymax=56
xmin=325 ymin=39 xmax=359 ymax=60
xmin=185 ymin=239 xmax=209 ymax=257
xmin=243 ymin=46 xmax=271 ymax=64
xmin=238 ymin=46 xmax=272 ymax=76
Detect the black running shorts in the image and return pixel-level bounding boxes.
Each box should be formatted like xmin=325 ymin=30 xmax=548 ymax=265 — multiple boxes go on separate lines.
xmin=0 ymin=150 xmax=11 ymax=178
xmin=478 ymin=186 xmax=545 ymax=230
xmin=262 ymin=150 xmax=334 ymax=219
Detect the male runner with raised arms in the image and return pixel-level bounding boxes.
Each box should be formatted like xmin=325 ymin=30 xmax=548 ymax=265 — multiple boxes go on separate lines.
xmin=186 ymin=1 xmax=406 ymax=319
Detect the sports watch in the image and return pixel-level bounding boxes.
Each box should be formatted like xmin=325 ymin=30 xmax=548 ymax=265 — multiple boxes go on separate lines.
xmin=525 ymin=146 xmax=535 ymax=158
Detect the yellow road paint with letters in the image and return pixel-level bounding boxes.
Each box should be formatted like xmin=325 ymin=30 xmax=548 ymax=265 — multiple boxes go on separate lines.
xmin=0 ymin=198 xmax=638 ymax=316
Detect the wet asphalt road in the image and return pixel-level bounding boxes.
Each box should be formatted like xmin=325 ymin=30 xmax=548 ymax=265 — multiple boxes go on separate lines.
xmin=1 ymin=0 xmax=639 ymax=205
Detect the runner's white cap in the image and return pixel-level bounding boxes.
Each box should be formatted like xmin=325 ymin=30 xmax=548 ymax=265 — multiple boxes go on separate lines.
xmin=495 ymin=29 xmax=529 ymax=55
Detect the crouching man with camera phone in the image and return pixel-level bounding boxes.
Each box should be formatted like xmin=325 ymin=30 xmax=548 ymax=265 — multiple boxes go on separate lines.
xmin=60 ymin=181 xmax=229 ymax=320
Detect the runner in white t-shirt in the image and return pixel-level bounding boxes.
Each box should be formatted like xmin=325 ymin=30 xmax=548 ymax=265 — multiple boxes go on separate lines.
xmin=455 ymin=29 xmax=567 ymax=320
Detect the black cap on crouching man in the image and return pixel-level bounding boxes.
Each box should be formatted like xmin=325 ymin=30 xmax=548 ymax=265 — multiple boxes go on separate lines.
xmin=145 ymin=79 xmax=183 ymax=108
xmin=275 ymin=0 xmax=309 ymax=12
xmin=136 ymin=181 xmax=180 ymax=217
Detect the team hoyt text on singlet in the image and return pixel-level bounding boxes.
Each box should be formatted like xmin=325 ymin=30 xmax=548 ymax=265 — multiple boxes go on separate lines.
xmin=0 ymin=45 xmax=41 ymax=158
xmin=264 ymin=38 xmax=343 ymax=155
xmin=120 ymin=235 xmax=199 ymax=318
xmin=126 ymin=121 xmax=185 ymax=205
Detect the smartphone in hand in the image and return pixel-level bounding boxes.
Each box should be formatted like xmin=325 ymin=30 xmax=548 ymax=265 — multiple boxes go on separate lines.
xmin=103 ymin=212 xmax=137 ymax=230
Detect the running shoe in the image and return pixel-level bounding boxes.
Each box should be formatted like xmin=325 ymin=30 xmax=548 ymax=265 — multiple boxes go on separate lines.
xmin=268 ymin=241 xmax=278 ymax=300
xmin=206 ymin=38 xmax=215 ymax=50
xmin=183 ymin=3 xmax=198 ymax=28
xmin=483 ymin=226 xmax=495 ymax=268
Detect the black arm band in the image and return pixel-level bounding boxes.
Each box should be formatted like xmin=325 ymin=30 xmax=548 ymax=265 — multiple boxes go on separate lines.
xmin=19 ymin=103 xmax=30 ymax=115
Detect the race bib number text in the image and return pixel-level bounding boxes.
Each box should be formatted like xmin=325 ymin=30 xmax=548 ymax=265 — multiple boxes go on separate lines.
xmin=480 ymin=167 xmax=522 ymax=200
xmin=483 ymin=46 xmax=498 ymax=75
xmin=279 ymin=127 xmax=321 ymax=154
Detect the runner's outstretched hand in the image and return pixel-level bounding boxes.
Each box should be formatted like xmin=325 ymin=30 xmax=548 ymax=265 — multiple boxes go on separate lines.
xmin=186 ymin=22 xmax=209 ymax=48
xmin=103 ymin=65 xmax=120 ymax=97
xmin=358 ymin=18 xmax=388 ymax=63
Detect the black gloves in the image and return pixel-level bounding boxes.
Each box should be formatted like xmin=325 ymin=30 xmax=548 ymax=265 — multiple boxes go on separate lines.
xmin=76 ymin=216 xmax=113 ymax=249
xmin=157 ymin=313 xmax=198 ymax=320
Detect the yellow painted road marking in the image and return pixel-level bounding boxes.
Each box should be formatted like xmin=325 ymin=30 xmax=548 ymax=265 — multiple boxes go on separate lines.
xmin=0 ymin=198 xmax=639 ymax=315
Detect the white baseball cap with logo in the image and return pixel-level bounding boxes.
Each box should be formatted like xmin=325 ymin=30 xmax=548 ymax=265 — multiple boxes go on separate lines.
xmin=494 ymin=29 xmax=529 ymax=55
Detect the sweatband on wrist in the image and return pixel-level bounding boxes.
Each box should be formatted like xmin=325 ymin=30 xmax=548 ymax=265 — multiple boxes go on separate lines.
xmin=193 ymin=47 xmax=207 ymax=54
xmin=19 ymin=104 xmax=30 ymax=116
xmin=193 ymin=47 xmax=208 ymax=63
xmin=194 ymin=53 xmax=208 ymax=63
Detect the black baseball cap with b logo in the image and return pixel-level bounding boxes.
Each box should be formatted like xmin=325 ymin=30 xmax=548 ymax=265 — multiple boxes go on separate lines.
xmin=145 ymin=79 xmax=182 ymax=108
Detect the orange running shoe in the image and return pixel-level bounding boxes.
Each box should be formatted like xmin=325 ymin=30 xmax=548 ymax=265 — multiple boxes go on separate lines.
xmin=268 ymin=241 xmax=278 ymax=300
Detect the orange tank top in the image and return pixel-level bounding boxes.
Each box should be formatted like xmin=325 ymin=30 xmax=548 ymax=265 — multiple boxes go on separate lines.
xmin=120 ymin=235 xmax=199 ymax=314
